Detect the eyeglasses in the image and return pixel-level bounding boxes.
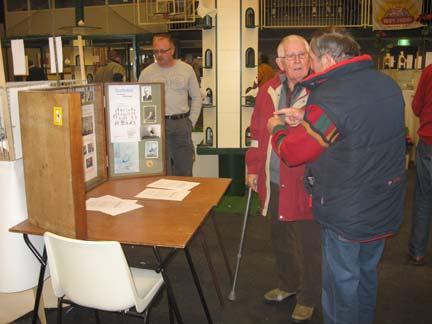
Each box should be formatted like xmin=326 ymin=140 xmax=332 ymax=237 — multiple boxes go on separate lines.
xmin=153 ymin=48 xmax=172 ymax=55
xmin=279 ymin=52 xmax=308 ymax=61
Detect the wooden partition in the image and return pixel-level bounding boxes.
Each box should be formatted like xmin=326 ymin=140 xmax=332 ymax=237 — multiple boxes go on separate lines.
xmin=19 ymin=91 xmax=88 ymax=238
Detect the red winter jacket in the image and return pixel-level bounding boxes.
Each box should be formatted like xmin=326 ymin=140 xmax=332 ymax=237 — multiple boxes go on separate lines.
xmin=245 ymin=73 xmax=313 ymax=221
xmin=412 ymin=64 xmax=432 ymax=144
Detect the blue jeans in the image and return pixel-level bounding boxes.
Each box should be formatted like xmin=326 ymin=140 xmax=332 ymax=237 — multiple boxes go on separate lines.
xmin=408 ymin=140 xmax=432 ymax=257
xmin=321 ymin=227 xmax=385 ymax=324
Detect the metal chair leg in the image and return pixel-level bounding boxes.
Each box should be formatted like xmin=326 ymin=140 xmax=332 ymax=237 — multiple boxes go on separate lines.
xmin=94 ymin=309 xmax=101 ymax=324
xmin=56 ymin=297 xmax=63 ymax=324
xmin=143 ymin=308 xmax=150 ymax=324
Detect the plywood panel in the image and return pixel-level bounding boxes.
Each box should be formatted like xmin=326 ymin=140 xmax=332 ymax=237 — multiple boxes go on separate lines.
xmin=19 ymin=91 xmax=86 ymax=238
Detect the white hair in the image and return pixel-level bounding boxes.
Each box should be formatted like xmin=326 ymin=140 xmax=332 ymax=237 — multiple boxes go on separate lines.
xmin=277 ymin=35 xmax=310 ymax=57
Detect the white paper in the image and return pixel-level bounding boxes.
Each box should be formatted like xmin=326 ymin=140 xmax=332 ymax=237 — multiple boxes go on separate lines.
xmin=425 ymin=52 xmax=432 ymax=68
xmin=11 ymin=39 xmax=27 ymax=76
xmin=113 ymin=142 xmax=139 ymax=174
xmin=49 ymin=36 xmax=63 ymax=73
xmin=86 ymin=195 xmax=143 ymax=216
xmin=147 ymin=179 xmax=200 ymax=191
xmin=82 ymin=104 xmax=98 ymax=181
xmin=108 ymin=85 xmax=141 ymax=143
xmin=135 ymin=188 xmax=191 ymax=201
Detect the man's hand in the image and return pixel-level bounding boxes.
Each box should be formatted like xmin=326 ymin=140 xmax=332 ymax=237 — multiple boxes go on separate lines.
xmin=275 ymin=107 xmax=305 ymax=127
xmin=247 ymin=174 xmax=258 ymax=192
xmin=267 ymin=116 xmax=284 ymax=134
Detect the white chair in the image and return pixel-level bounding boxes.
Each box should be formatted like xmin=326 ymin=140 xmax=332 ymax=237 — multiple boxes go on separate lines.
xmin=44 ymin=232 xmax=165 ymax=323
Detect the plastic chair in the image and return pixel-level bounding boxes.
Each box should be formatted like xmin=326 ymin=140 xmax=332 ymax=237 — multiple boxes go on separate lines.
xmin=44 ymin=232 xmax=165 ymax=323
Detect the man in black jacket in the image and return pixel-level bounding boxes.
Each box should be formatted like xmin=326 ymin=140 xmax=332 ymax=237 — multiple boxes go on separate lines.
xmin=268 ymin=28 xmax=406 ymax=324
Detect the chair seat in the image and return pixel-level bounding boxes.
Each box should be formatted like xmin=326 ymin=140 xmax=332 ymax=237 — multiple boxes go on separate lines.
xmin=130 ymin=267 xmax=164 ymax=313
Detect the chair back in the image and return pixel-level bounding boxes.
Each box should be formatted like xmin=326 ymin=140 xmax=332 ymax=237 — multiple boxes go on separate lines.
xmin=44 ymin=232 xmax=138 ymax=312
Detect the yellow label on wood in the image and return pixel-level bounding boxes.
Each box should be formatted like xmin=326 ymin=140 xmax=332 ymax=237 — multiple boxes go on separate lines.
xmin=53 ymin=107 xmax=63 ymax=126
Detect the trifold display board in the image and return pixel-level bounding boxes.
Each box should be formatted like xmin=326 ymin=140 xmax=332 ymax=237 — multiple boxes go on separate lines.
xmin=18 ymin=83 xmax=165 ymax=239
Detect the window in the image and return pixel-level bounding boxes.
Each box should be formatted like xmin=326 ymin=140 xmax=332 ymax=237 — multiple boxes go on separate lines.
xmin=109 ymin=0 xmax=134 ymax=4
xmin=55 ymin=0 xmax=75 ymax=8
xmin=31 ymin=0 xmax=50 ymax=10
xmin=84 ymin=0 xmax=106 ymax=5
xmin=7 ymin=0 xmax=28 ymax=12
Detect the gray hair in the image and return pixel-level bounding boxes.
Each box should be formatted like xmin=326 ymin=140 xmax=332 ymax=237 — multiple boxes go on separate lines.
xmin=277 ymin=35 xmax=310 ymax=57
xmin=310 ymin=28 xmax=360 ymax=63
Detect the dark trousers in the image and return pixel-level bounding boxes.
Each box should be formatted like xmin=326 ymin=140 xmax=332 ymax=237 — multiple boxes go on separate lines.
xmin=268 ymin=183 xmax=322 ymax=306
xmin=165 ymin=118 xmax=194 ymax=176
xmin=408 ymin=139 xmax=432 ymax=257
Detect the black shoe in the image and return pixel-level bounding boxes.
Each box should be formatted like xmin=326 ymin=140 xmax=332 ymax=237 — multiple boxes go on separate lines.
xmin=407 ymin=254 xmax=425 ymax=266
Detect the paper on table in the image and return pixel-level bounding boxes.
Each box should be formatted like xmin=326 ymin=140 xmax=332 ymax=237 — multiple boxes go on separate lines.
xmin=135 ymin=188 xmax=191 ymax=201
xmin=86 ymin=195 xmax=143 ymax=216
xmin=147 ymin=179 xmax=200 ymax=191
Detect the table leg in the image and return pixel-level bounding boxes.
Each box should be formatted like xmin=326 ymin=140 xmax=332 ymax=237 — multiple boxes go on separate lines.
xmin=32 ymin=286 xmax=47 ymax=324
xmin=184 ymin=246 xmax=213 ymax=324
xmin=23 ymin=234 xmax=47 ymax=324
xmin=198 ymin=231 xmax=224 ymax=306
xmin=211 ymin=211 xmax=234 ymax=284
xmin=153 ymin=247 xmax=183 ymax=324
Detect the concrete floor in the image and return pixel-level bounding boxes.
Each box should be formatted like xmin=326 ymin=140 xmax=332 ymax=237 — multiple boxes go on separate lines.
xmin=13 ymin=169 xmax=432 ymax=324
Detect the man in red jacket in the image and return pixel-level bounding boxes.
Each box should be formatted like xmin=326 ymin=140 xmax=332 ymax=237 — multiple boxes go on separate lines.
xmin=408 ymin=63 xmax=432 ymax=266
xmin=245 ymin=35 xmax=321 ymax=323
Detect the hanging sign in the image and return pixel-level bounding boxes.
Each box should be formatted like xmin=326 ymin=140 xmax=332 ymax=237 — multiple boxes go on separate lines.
xmin=372 ymin=0 xmax=423 ymax=30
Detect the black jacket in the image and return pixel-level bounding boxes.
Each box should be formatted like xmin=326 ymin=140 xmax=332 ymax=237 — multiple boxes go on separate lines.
xmin=302 ymin=55 xmax=406 ymax=241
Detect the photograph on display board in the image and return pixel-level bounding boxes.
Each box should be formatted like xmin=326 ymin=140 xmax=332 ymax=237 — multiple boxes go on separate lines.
xmin=81 ymin=104 xmax=98 ymax=181
xmin=145 ymin=140 xmax=159 ymax=159
xmin=86 ymin=87 xmax=94 ymax=102
xmin=143 ymin=105 xmax=157 ymax=124
xmin=141 ymin=124 xmax=161 ymax=139
xmin=141 ymin=85 xmax=153 ymax=102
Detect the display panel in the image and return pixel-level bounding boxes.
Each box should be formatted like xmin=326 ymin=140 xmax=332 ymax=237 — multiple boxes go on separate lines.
xmin=105 ymin=83 xmax=166 ymax=177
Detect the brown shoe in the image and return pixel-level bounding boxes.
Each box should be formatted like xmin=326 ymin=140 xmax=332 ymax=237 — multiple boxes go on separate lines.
xmin=407 ymin=254 xmax=425 ymax=266
xmin=263 ymin=288 xmax=296 ymax=303
xmin=292 ymin=304 xmax=314 ymax=323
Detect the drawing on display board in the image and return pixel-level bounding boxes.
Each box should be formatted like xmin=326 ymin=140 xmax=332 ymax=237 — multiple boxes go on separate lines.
xmin=113 ymin=142 xmax=140 ymax=174
xmin=145 ymin=140 xmax=159 ymax=159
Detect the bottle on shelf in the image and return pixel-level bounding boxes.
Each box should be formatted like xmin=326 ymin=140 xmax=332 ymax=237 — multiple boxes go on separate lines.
xmin=383 ymin=53 xmax=393 ymax=69
xmin=205 ymin=127 xmax=213 ymax=146
xmin=397 ymin=51 xmax=407 ymax=70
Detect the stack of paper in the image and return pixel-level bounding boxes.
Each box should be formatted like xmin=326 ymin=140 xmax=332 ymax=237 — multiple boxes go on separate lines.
xmin=135 ymin=179 xmax=200 ymax=201
xmin=86 ymin=195 xmax=143 ymax=216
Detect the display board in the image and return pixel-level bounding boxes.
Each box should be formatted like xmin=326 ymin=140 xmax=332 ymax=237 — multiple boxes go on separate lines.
xmin=19 ymin=90 xmax=88 ymax=238
xmin=0 ymin=80 xmax=84 ymax=162
xmin=17 ymin=82 xmax=166 ymax=238
xmin=106 ymin=83 xmax=166 ymax=178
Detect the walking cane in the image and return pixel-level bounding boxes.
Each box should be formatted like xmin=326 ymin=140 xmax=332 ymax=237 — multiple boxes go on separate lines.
xmin=228 ymin=186 xmax=253 ymax=301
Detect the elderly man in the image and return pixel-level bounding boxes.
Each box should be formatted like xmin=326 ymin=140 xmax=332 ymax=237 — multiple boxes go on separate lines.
xmin=139 ymin=34 xmax=201 ymax=176
xmin=245 ymin=35 xmax=321 ymax=323
xmin=268 ymin=28 xmax=406 ymax=324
